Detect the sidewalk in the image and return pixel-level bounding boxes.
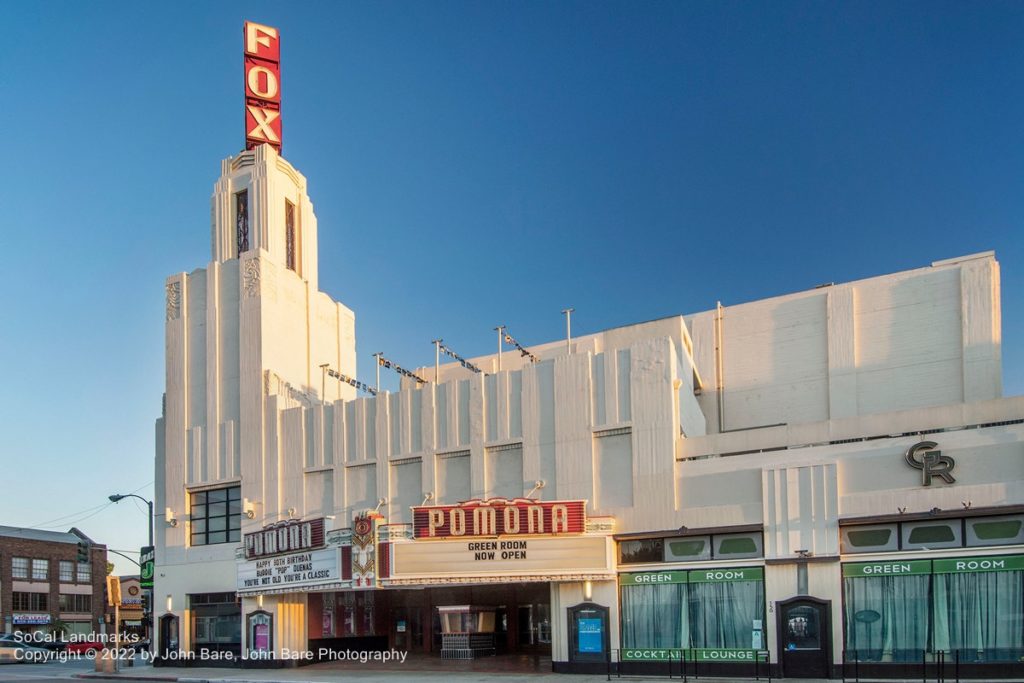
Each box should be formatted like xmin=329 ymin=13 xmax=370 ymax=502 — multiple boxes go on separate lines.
xmin=73 ymin=661 xmax=814 ymax=683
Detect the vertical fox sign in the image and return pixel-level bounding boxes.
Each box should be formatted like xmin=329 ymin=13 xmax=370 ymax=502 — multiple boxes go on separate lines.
xmin=244 ymin=21 xmax=282 ymax=152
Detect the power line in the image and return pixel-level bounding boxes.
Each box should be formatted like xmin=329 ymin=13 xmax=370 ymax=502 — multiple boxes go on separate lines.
xmin=27 ymin=480 xmax=154 ymax=531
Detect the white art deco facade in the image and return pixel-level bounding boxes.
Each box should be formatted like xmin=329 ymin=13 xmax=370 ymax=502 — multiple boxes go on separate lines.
xmin=154 ymin=145 xmax=1023 ymax=677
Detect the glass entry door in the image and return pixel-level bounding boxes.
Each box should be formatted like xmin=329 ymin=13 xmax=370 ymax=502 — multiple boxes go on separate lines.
xmin=778 ymin=597 xmax=832 ymax=678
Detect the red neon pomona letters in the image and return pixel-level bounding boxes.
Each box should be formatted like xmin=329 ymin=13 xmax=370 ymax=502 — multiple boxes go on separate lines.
xmin=412 ymin=499 xmax=586 ymax=539
xmin=244 ymin=21 xmax=282 ymax=151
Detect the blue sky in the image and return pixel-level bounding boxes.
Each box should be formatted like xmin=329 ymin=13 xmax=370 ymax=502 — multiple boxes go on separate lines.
xmin=1 ymin=1 xmax=1022 ymax=573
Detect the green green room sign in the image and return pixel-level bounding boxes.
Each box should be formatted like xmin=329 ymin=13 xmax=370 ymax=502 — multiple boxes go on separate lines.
xmin=620 ymin=567 xmax=763 ymax=585
xmin=688 ymin=567 xmax=764 ymax=583
xmin=932 ymin=554 xmax=1024 ymax=574
xmin=619 ymin=571 xmax=687 ymax=585
xmin=842 ymin=559 xmax=931 ymax=577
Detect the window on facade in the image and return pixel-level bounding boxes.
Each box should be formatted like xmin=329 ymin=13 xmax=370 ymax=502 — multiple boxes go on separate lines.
xmin=619 ymin=539 xmax=664 ymax=565
xmin=12 ymin=592 xmax=48 ymax=611
xmin=843 ymin=555 xmax=1024 ymax=663
xmin=631 ymin=532 xmax=765 ymax=564
xmin=59 ymin=560 xmax=74 ymax=582
xmin=595 ymin=429 xmax=633 ymax=508
xmin=190 ymin=485 xmax=241 ymax=546
xmin=31 ymin=559 xmax=48 ymax=580
xmin=664 ymin=537 xmax=711 ymax=562
xmin=189 ymin=592 xmax=242 ymax=653
xmin=620 ymin=567 xmax=766 ymax=651
xmin=714 ymin=533 xmax=763 ymax=559
xmin=285 ymin=199 xmax=296 ymax=271
xmin=902 ymin=521 xmax=961 ymax=549
xmin=842 ymin=525 xmax=899 ymax=554
xmin=59 ymin=594 xmax=91 ymax=612
xmin=77 ymin=562 xmax=91 ymax=582
xmin=12 ymin=557 xmax=29 ymax=579
xmin=235 ymin=190 xmax=249 ymax=255
xmin=966 ymin=515 xmax=1024 ymax=547
xmin=843 ymin=515 xmax=1022 ymax=555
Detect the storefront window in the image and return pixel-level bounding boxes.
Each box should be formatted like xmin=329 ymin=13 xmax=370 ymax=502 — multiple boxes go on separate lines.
xmin=842 ymin=560 xmax=931 ymax=662
xmin=843 ymin=554 xmax=1024 ymax=663
xmin=621 ymin=573 xmax=687 ymax=649
xmin=689 ymin=568 xmax=765 ymax=649
xmin=932 ymin=556 xmax=1024 ymax=662
xmin=620 ymin=567 xmax=765 ymax=652
xmin=189 ymin=592 xmax=241 ymax=657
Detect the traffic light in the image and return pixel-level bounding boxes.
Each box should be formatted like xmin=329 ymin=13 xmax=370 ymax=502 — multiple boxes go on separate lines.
xmin=76 ymin=540 xmax=90 ymax=563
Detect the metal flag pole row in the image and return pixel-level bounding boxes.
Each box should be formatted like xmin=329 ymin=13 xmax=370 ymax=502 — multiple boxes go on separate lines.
xmin=437 ymin=341 xmax=482 ymax=374
xmin=502 ymin=327 xmax=540 ymax=362
xmin=375 ymin=352 xmax=428 ymax=388
xmin=320 ymin=363 xmax=377 ymax=396
xmin=325 ymin=309 xmax=576 ymax=397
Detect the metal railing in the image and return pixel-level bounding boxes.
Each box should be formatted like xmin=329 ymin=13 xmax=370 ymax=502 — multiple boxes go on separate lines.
xmin=606 ymin=648 xmax=771 ymax=682
xmin=842 ymin=649 xmax=968 ymax=683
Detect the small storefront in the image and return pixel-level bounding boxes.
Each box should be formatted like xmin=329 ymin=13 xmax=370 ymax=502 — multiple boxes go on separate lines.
xmin=842 ymin=553 xmax=1024 ymax=675
xmin=618 ymin=567 xmax=767 ymax=665
xmin=612 ymin=527 xmax=771 ymax=675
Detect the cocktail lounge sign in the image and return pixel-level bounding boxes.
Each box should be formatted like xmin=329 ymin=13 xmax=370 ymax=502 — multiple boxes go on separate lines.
xmin=244 ymin=518 xmax=325 ymax=559
xmin=411 ymin=498 xmax=586 ymax=539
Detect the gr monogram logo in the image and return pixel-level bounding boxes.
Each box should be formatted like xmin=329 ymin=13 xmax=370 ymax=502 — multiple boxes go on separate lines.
xmin=904 ymin=441 xmax=956 ymax=486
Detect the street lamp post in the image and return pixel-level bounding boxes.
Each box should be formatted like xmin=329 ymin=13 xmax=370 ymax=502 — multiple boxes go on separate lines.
xmin=108 ymin=493 xmax=154 ymax=651
xmin=108 ymin=494 xmax=153 ymax=548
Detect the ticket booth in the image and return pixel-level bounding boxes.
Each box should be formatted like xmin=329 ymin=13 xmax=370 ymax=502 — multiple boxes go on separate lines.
xmin=437 ymin=605 xmax=496 ymax=659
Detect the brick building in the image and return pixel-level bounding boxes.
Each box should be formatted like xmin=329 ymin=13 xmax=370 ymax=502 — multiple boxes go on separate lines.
xmin=0 ymin=526 xmax=109 ymax=637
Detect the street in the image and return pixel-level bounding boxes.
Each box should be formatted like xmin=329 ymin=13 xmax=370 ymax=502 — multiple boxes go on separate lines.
xmin=0 ymin=655 xmax=98 ymax=682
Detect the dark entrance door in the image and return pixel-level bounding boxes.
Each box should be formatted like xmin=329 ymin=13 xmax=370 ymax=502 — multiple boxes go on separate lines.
xmin=158 ymin=614 xmax=179 ymax=660
xmin=390 ymin=606 xmax=423 ymax=652
xmin=777 ymin=597 xmax=832 ymax=678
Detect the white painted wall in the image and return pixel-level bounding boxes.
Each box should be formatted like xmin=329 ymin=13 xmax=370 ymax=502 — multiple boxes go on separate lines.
xmin=156 ymin=147 xmax=1013 ymax=664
